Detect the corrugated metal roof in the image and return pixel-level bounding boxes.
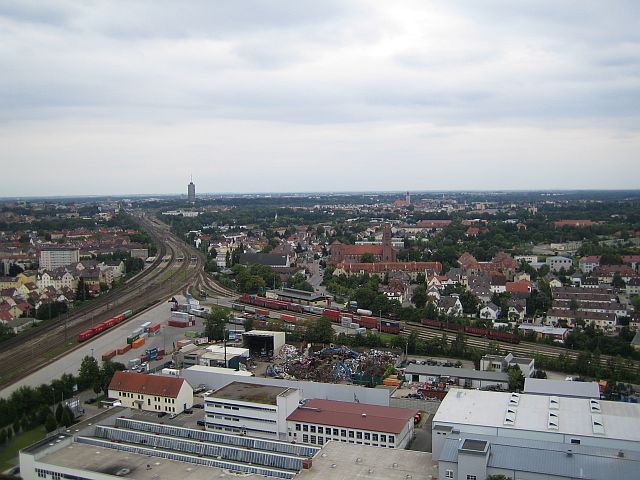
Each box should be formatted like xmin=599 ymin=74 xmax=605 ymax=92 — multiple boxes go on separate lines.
xmin=439 ymin=434 xmax=640 ymax=480
xmin=404 ymin=364 xmax=508 ymax=382
xmin=524 ymin=378 xmax=601 ymax=398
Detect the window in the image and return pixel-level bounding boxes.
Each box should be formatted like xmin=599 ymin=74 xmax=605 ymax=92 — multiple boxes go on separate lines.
xmin=296 ymin=424 xmax=301 ymax=431
xmin=303 ymin=424 xmax=309 ymax=432
xmin=348 ymin=431 xmax=354 ymax=438
xmin=364 ymin=433 xmax=370 ymax=440
xmin=356 ymin=431 xmax=362 ymax=439
xmin=333 ymin=428 xmax=339 ymax=436
xmin=341 ymin=429 xmax=347 ymax=437
xmin=571 ymin=439 xmax=581 ymax=445
xmin=372 ymin=433 xmax=378 ymax=441
xmin=310 ymin=435 xmax=316 ymax=444
xmin=388 ymin=436 xmax=394 ymax=444
xmin=317 ymin=426 xmax=323 ymax=434
xmin=310 ymin=425 xmax=316 ymax=433
xmin=380 ymin=435 xmax=386 ymax=442
xmin=445 ymin=470 xmax=454 ymax=479
xmin=318 ymin=437 xmax=324 ymax=445
xmin=303 ymin=434 xmax=308 ymax=443
xmin=466 ymin=475 xmax=477 ymax=480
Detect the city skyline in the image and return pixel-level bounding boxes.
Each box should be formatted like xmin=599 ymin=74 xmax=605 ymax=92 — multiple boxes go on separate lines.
xmin=1 ymin=1 xmax=639 ymax=196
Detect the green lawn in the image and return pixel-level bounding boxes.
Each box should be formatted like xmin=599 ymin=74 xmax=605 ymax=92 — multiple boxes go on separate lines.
xmin=0 ymin=426 xmax=47 ymax=472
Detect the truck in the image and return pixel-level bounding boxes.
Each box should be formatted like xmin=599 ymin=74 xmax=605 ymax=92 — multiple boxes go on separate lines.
xmin=145 ymin=347 xmax=158 ymax=361
xmin=128 ymin=358 xmax=141 ymax=369
xmin=141 ymin=321 xmax=152 ymax=332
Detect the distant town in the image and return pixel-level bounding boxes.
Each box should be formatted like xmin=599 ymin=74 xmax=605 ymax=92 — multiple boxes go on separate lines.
xmin=1 ymin=185 xmax=640 ymax=480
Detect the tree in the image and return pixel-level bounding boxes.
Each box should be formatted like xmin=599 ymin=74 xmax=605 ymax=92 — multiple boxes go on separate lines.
xmin=0 ymin=429 xmax=6 ymax=445
xmin=612 ymin=273 xmax=626 ymax=289
xmin=306 ymin=317 xmax=334 ymax=344
xmin=61 ymin=407 xmax=74 ymax=427
xmin=425 ymin=301 xmax=438 ymax=320
xmin=507 ymin=365 xmax=525 ymax=391
xmin=5 ymin=426 xmax=12 ymax=441
xmin=78 ymin=356 xmax=100 ymax=390
xmin=44 ymin=413 xmax=57 ymax=433
xmin=360 ymin=253 xmax=376 ymax=263
xmin=459 ymin=291 xmax=480 ymax=315
xmin=76 ymin=277 xmax=90 ymax=302
xmin=206 ymin=306 xmax=229 ymax=341
xmin=99 ymin=360 xmax=126 ymax=395
xmin=243 ymin=318 xmax=254 ymax=332
xmin=412 ymin=285 xmax=427 ymax=308
xmin=8 ymin=263 xmax=23 ymax=276
xmin=55 ymin=403 xmax=64 ymax=423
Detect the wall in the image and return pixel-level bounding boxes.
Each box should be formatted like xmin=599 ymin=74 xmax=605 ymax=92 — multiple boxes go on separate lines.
xmin=390 ymin=397 xmax=441 ymax=415
xmin=184 ymin=368 xmax=391 ymax=406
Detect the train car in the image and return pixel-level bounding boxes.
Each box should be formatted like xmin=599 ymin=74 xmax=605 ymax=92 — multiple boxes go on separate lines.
xmin=123 ymin=309 xmax=133 ymax=319
xmin=322 ymin=309 xmax=341 ymax=323
xmin=487 ymin=329 xmax=520 ymax=344
xmin=232 ymin=303 xmax=246 ymax=311
xmin=78 ymin=329 xmax=95 ymax=342
xmin=280 ymin=313 xmax=297 ymax=324
xmin=357 ymin=316 xmax=378 ymax=329
xmin=356 ymin=308 xmax=373 ymax=316
xmin=421 ymin=319 xmax=444 ymax=329
xmin=464 ymin=326 xmax=488 ymax=337
xmin=379 ymin=320 xmax=401 ymax=334
xmin=255 ymin=308 xmax=270 ymax=317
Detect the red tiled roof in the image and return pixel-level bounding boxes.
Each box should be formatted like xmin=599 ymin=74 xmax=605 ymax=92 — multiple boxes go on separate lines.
xmin=506 ymin=281 xmax=531 ymax=293
xmin=286 ymin=399 xmax=417 ymax=434
xmin=416 ymin=220 xmax=452 ymax=228
xmin=337 ymin=261 xmax=442 ymax=275
xmin=108 ymin=371 xmax=186 ymax=398
xmin=580 ymin=256 xmax=601 ymax=263
xmin=554 ymin=220 xmax=599 ymax=227
xmin=333 ymin=245 xmax=384 ymax=255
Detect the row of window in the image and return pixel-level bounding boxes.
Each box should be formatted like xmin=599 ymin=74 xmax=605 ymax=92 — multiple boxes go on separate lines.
xmin=297 ymin=433 xmax=395 ymax=448
xmin=444 ymin=472 xmax=476 ymax=480
xmin=118 ymin=392 xmax=175 ymax=403
xmin=207 ymin=400 xmax=276 ymax=413
xmin=206 ymin=413 xmax=276 ymax=424
xmin=294 ymin=424 xmax=394 ymax=444
xmin=36 ymin=468 xmax=91 ymax=480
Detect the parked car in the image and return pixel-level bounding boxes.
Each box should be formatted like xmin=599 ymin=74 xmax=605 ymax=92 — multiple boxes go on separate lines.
xmin=158 ymin=412 xmax=167 ymax=418
xmin=193 ymin=403 xmax=204 ymax=409
xmin=183 ymin=408 xmax=193 ymax=414
xmin=84 ymin=398 xmax=97 ymax=405
xmin=197 ymin=420 xmax=206 ymax=427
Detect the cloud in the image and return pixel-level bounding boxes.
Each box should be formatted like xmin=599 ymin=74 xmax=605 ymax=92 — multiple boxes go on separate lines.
xmin=0 ymin=1 xmax=639 ymax=195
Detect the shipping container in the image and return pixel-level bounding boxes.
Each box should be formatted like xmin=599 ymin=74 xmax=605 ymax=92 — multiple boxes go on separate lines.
xmin=101 ymin=350 xmax=116 ymax=361
xmin=123 ymin=309 xmax=133 ymax=318
xmin=168 ymin=319 xmax=189 ymax=328
xmin=357 ymin=316 xmax=378 ymax=329
xmin=323 ymin=309 xmax=341 ymax=322
xmin=280 ymin=314 xmax=297 ymax=323
xmin=148 ymin=323 xmax=161 ymax=334
xmin=126 ymin=334 xmax=140 ymax=345
xmin=117 ymin=344 xmax=132 ymax=355
xmin=185 ymin=331 xmax=198 ymax=338
xmin=176 ymin=339 xmax=193 ymax=348
xmin=131 ymin=337 xmax=145 ymax=348
xmin=145 ymin=347 xmax=158 ymax=361
xmin=141 ymin=321 xmax=152 ymax=331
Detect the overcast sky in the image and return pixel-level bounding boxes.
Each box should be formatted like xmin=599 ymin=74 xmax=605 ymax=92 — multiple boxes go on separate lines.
xmin=1 ymin=1 xmax=639 ymax=197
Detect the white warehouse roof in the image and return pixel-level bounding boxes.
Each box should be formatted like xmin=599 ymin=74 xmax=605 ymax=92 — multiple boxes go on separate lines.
xmin=433 ymin=388 xmax=640 ymax=443
xmin=524 ymin=378 xmax=601 ymax=399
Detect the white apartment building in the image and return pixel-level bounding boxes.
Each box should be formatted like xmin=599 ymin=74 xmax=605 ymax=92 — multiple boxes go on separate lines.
xmin=108 ymin=371 xmax=193 ymax=414
xmin=39 ymin=247 xmax=80 ymax=270
xmin=204 ymin=381 xmax=301 ymax=440
xmin=286 ymin=399 xmax=417 ymax=449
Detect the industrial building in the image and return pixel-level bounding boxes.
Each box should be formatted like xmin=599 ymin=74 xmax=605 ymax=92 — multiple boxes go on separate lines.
xmin=204 ymin=381 xmax=301 ymax=440
xmin=175 ymin=343 xmax=250 ymax=369
xmin=480 ymin=352 xmax=535 ymax=377
xmin=107 ymin=371 xmax=193 ymax=414
xmin=286 ymin=399 xmax=417 ymax=449
xmin=267 ymin=287 xmax=327 ymax=305
xmin=432 ymin=388 xmax=640 ymax=461
xmin=19 ymin=408 xmax=435 ymax=480
xmin=437 ymin=432 xmax=640 ymax=480
xmin=38 ymin=247 xmax=80 ymax=270
xmin=404 ymin=364 xmax=509 ymax=390
xmin=524 ymin=378 xmax=601 ymax=399
xmin=243 ymin=330 xmax=286 ymax=357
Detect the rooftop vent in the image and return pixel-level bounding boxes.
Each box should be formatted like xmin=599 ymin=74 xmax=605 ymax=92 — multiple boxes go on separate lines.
xmin=567 ymin=449 xmax=573 ymax=457
xmin=590 ymin=399 xmax=601 ymax=413
xmin=509 ymin=393 xmax=520 ymax=406
xmin=362 ymin=413 xmax=367 ymax=417
xmin=547 ymin=412 xmax=559 ymax=430
xmin=591 ymin=414 xmax=605 ymax=435
xmin=504 ymin=408 xmax=517 ymax=426
xmin=618 ymin=451 xmax=625 ymax=458
xmin=549 ymin=396 xmax=560 ymax=410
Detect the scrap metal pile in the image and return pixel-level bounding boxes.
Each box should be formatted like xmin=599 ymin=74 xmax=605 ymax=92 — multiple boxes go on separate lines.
xmin=268 ymin=345 xmax=397 ymax=384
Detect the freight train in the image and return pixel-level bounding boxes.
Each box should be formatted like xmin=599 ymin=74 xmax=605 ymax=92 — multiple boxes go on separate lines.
xmin=237 ymin=294 xmax=402 ymax=334
xmin=78 ymin=309 xmax=133 ymax=342
xmin=420 ymin=318 xmax=520 ymax=344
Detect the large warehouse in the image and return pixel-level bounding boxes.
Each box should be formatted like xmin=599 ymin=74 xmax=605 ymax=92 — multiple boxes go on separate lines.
xmin=432 ymin=388 xmax=640 ymax=458
xmin=242 ymin=330 xmax=286 ymax=357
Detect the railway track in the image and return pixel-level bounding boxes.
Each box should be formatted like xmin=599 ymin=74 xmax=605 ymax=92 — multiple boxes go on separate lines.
xmin=401 ymin=323 xmax=639 ymax=372
xmin=0 ymin=215 xmax=203 ymax=389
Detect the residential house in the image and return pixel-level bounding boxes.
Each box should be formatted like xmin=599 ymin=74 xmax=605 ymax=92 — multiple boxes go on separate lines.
xmin=479 ymin=303 xmax=500 ymax=321
xmin=579 ymin=255 xmax=601 ymax=273
xmin=108 ymin=371 xmax=193 ymax=414
xmin=438 ymin=295 xmax=463 ymax=317
xmin=546 ymin=256 xmax=573 ymax=273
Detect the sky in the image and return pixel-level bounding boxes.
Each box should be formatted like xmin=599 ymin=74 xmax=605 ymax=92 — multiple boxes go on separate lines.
xmin=1 ymin=1 xmax=639 ymax=197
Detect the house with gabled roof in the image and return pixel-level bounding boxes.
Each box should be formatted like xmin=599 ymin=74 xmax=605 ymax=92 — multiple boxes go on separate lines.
xmin=108 ymin=371 xmax=193 ymax=414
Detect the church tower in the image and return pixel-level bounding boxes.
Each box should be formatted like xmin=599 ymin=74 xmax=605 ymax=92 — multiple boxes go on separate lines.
xmin=382 ymin=223 xmax=396 ymax=262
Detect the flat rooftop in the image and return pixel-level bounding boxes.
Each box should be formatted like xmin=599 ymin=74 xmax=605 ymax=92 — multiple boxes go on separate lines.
xmin=299 ymin=440 xmax=435 ymax=480
xmin=524 ymin=378 xmax=601 ymax=398
xmin=433 ymin=388 xmax=640 ymax=442
xmin=209 ymin=381 xmax=293 ymax=405
xmin=405 ymin=364 xmax=509 ymax=382
xmin=40 ymin=441 xmax=267 ymax=480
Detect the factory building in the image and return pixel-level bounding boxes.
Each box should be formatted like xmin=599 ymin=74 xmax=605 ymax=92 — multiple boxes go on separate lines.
xmin=242 ymin=330 xmax=286 ymax=357
xmin=404 ymin=364 xmax=509 ymax=390
xmin=286 ymin=399 xmax=417 ymax=449
xmin=432 ymin=388 xmax=640 ymax=460
xmin=204 ymin=381 xmax=301 ymax=440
